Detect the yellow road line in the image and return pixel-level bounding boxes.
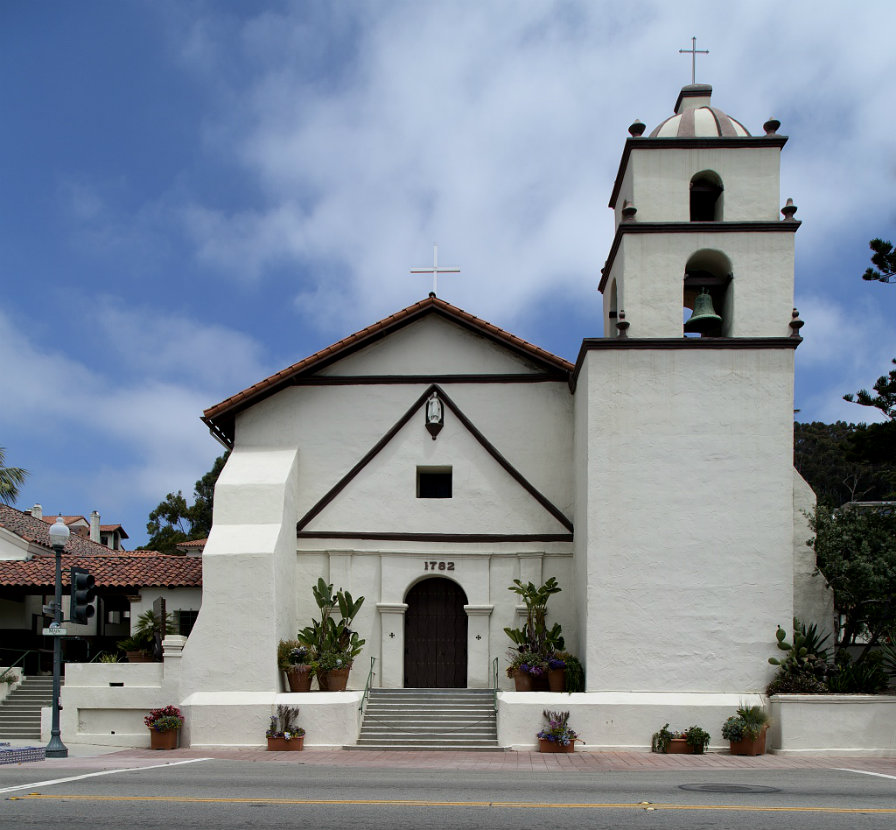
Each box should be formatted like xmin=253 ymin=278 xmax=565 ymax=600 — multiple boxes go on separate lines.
xmin=10 ymin=794 xmax=896 ymax=814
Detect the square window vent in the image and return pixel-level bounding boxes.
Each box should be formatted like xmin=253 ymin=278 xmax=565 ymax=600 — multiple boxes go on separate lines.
xmin=417 ymin=466 xmax=452 ymax=498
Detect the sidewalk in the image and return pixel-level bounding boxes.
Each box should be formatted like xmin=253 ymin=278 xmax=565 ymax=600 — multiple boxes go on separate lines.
xmin=2 ymin=740 xmax=895 ymax=776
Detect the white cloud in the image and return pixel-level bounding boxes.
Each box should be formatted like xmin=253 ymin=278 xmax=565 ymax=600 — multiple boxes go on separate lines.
xmin=167 ymin=0 xmax=896 ymax=344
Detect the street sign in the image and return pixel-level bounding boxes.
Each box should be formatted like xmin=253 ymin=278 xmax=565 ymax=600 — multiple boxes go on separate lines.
xmin=42 ymin=627 xmax=68 ymax=636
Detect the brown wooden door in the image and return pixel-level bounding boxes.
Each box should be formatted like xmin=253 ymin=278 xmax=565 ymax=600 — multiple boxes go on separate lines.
xmin=404 ymin=578 xmax=468 ymax=688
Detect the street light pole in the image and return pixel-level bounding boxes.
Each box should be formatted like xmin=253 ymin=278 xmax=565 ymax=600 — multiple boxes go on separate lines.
xmin=46 ymin=516 xmax=69 ymax=758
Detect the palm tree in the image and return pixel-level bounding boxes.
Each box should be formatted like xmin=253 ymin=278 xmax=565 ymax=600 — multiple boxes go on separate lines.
xmin=0 ymin=447 xmax=28 ymax=505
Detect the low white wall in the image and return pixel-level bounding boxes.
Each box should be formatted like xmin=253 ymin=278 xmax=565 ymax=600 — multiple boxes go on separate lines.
xmin=53 ymin=663 xmax=166 ymax=747
xmin=183 ymin=691 xmax=363 ymax=748
xmin=769 ymin=694 xmax=896 ymax=756
xmin=498 ymin=691 xmax=764 ymax=751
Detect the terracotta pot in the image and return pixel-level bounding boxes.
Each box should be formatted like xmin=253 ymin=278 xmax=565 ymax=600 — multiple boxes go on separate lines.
xmin=267 ymin=735 xmax=304 ymax=751
xmin=666 ymin=738 xmax=694 ymax=754
xmin=533 ymin=673 xmax=549 ymax=691
xmin=547 ymin=668 xmax=566 ymax=692
xmin=538 ymin=738 xmax=574 ymax=753
xmin=149 ymin=728 xmax=179 ymax=750
xmin=286 ymin=667 xmax=312 ymax=692
xmin=126 ymin=651 xmax=153 ymax=663
xmin=512 ymin=670 xmax=533 ymax=692
xmin=729 ymin=725 xmax=767 ymax=756
xmin=320 ymin=667 xmax=350 ymax=692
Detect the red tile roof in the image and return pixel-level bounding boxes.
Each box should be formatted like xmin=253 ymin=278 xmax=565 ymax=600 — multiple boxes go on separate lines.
xmin=1 ymin=505 xmax=127 ymax=557
xmin=0 ymin=553 xmax=201 ymax=590
xmin=1 ymin=505 xmax=200 ymax=589
xmin=202 ymin=295 xmax=574 ymax=446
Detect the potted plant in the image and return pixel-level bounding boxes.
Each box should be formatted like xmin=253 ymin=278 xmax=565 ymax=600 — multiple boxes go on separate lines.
xmin=278 ymin=640 xmax=312 ymax=692
xmin=119 ymin=609 xmax=178 ymax=663
xmin=266 ymin=704 xmax=305 ymax=751
xmin=144 ymin=705 xmax=183 ymax=750
xmin=297 ymin=579 xmax=365 ymax=691
xmin=547 ymin=655 xmax=567 ymax=692
xmin=651 ymin=723 xmax=710 ymax=754
xmin=503 ymin=577 xmax=565 ymax=690
xmin=536 ymin=709 xmax=580 ymax=753
xmin=721 ymin=705 xmax=770 ymax=755
xmin=118 ymin=636 xmax=152 ymax=663
xmin=313 ymin=650 xmax=356 ymax=691
xmin=505 ymin=651 xmax=548 ymax=691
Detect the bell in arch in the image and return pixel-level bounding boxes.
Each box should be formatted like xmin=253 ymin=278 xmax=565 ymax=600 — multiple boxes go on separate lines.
xmin=684 ymin=288 xmax=722 ymax=335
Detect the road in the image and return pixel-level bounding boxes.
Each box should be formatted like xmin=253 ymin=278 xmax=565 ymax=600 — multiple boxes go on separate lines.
xmin=2 ymin=755 xmax=895 ymax=830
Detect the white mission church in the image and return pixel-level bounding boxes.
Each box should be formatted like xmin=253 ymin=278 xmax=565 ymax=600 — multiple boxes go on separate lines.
xmin=155 ymin=83 xmax=833 ymax=748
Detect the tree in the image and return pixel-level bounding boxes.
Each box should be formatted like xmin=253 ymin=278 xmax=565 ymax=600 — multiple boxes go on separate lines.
xmin=843 ymin=358 xmax=896 ymax=420
xmin=794 ymin=421 xmax=893 ymax=505
xmin=0 ymin=447 xmax=28 ymax=505
xmin=140 ymin=453 xmax=229 ymax=553
xmin=862 ymin=238 xmax=896 ymax=284
xmin=809 ymin=503 xmax=896 ymax=655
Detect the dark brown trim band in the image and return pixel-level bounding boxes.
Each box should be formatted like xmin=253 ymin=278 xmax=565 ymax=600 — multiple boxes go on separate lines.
xmin=297 ymin=532 xmax=574 ymax=543
xmin=570 ymin=336 xmax=801 ymax=391
xmin=609 ymin=135 xmax=788 ymax=208
xmin=296 ymin=383 xmax=574 ymax=534
xmin=599 ymin=221 xmax=800 ymax=293
xmin=291 ymin=373 xmax=565 ymax=386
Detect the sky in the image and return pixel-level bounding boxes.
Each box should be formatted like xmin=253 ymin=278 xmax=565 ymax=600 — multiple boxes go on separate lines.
xmin=2 ymin=0 xmax=894 ymax=549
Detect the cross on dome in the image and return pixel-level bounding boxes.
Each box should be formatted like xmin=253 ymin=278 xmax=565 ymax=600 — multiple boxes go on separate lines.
xmin=679 ymin=36 xmax=709 ymax=84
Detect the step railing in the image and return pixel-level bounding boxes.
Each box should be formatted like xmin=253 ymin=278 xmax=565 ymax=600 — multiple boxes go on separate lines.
xmin=0 ymin=650 xmax=34 ymax=684
xmin=492 ymin=656 xmax=499 ymax=712
xmin=358 ymin=656 xmax=376 ymax=712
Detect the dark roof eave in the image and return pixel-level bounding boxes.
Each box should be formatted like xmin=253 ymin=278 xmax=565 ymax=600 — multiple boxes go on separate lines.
xmin=202 ymin=296 xmax=573 ymax=445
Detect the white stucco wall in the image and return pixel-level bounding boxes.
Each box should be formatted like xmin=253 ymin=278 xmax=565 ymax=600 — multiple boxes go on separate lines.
xmin=0 ymin=527 xmax=31 ymax=560
xmin=604 ymin=231 xmax=795 ymax=338
xmin=769 ymin=695 xmax=896 ymax=756
xmin=319 ymin=314 xmax=548 ymax=376
xmin=575 ymin=346 xmax=795 ymax=693
xmin=498 ymin=691 xmax=766 ymax=751
xmin=613 ymin=146 xmax=783 ymax=224
xmin=178 ymin=447 xmax=300 ymax=696
xmin=792 ymin=471 xmax=835 ymax=641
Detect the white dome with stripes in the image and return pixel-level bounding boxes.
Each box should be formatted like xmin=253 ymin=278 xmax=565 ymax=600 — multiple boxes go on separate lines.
xmin=649 ymin=84 xmax=751 ymax=138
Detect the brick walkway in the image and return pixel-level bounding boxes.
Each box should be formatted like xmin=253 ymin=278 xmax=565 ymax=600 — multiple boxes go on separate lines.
xmin=15 ymin=746 xmax=896 ymax=776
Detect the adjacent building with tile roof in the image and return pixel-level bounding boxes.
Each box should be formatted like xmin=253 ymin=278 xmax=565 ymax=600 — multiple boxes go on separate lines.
xmin=0 ymin=504 xmax=202 ymax=671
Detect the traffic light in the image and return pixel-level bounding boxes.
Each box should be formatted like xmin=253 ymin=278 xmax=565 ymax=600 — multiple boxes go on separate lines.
xmin=69 ymin=567 xmax=96 ymax=624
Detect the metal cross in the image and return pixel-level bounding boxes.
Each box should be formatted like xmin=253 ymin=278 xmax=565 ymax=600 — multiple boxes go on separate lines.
xmin=679 ymin=36 xmax=709 ymax=84
xmin=411 ymin=244 xmax=460 ymax=297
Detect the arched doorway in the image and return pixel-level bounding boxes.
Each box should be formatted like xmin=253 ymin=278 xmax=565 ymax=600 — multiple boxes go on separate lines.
xmin=404 ymin=577 xmax=468 ymax=688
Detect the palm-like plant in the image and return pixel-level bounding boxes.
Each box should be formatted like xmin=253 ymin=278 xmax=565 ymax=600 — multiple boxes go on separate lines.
xmin=0 ymin=447 xmax=28 ymax=505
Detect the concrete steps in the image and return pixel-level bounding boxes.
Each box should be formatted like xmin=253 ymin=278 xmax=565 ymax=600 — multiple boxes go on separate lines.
xmin=354 ymin=688 xmax=500 ymax=751
xmin=0 ymin=675 xmax=56 ymax=740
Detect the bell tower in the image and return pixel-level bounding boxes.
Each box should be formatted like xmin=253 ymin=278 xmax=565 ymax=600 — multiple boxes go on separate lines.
xmin=600 ymin=84 xmax=800 ymax=339
xmin=572 ymin=84 xmax=804 ymax=697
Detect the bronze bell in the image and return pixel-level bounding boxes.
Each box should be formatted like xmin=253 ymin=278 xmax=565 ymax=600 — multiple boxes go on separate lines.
xmin=684 ymin=288 xmax=722 ymax=334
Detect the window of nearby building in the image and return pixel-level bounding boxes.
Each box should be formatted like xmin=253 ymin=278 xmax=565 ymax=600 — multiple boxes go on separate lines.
xmin=417 ymin=467 xmax=452 ymax=498
xmin=178 ymin=609 xmax=199 ymax=636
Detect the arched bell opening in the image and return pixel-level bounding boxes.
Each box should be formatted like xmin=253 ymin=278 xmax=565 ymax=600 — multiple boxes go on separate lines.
xmin=690 ymin=170 xmax=724 ymax=221
xmin=682 ymin=249 xmax=733 ymax=337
